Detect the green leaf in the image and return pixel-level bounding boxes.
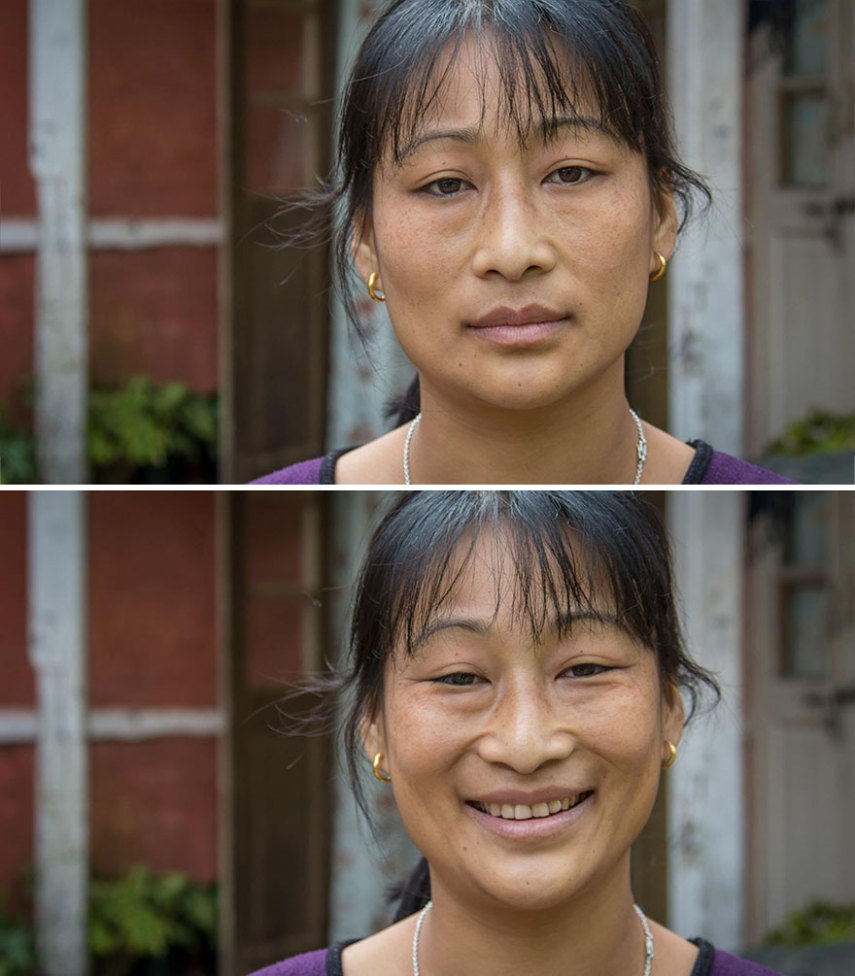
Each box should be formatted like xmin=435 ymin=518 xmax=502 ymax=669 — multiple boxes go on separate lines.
xmin=765 ymin=410 xmax=855 ymax=459
xmin=766 ymin=900 xmax=855 ymax=947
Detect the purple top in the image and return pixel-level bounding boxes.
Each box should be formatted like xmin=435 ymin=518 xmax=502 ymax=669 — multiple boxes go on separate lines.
xmin=246 ymin=940 xmax=784 ymax=976
xmin=250 ymin=441 xmax=794 ymax=486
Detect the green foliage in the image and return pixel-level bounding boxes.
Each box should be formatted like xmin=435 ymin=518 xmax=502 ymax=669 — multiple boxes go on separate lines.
xmin=0 ymin=903 xmax=36 ymax=976
xmin=88 ymin=868 xmax=217 ymax=962
xmin=765 ymin=410 xmax=855 ymax=458
xmin=0 ymin=411 xmax=38 ymax=485
xmin=0 ymin=379 xmax=219 ymax=483
xmin=88 ymin=378 xmax=218 ymax=473
xmin=766 ymin=901 xmax=855 ymax=947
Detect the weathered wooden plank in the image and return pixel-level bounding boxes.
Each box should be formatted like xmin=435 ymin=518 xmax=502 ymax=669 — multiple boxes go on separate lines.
xmin=667 ymin=0 xmax=744 ymax=455
xmin=28 ymin=491 xmax=88 ymax=976
xmin=29 ymin=0 xmax=88 ymax=483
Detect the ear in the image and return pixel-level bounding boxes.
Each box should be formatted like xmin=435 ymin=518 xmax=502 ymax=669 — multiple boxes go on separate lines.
xmin=352 ymin=207 xmax=380 ymax=290
xmin=359 ymin=702 xmax=387 ymax=765
xmin=651 ymin=187 xmax=678 ymax=271
xmin=661 ymin=679 xmax=685 ymax=752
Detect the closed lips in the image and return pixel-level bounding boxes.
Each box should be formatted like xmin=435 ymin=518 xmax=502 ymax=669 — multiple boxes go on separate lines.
xmin=469 ymin=792 xmax=593 ymax=821
xmin=469 ymin=304 xmax=568 ymax=330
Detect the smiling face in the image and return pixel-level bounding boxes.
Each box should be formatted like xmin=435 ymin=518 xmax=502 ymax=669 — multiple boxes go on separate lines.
xmin=363 ymin=529 xmax=684 ymax=914
xmin=354 ymin=33 xmax=677 ymax=414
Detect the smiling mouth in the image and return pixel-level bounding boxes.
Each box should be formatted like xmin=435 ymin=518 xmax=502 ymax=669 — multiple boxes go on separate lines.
xmin=468 ymin=791 xmax=593 ymax=821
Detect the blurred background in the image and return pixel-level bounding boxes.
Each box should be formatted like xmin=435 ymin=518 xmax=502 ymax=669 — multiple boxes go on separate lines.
xmin=0 ymin=0 xmax=853 ymax=485
xmin=0 ymin=489 xmax=854 ymax=975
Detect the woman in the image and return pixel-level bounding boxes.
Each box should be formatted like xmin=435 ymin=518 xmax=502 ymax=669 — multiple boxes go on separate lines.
xmin=250 ymin=491 xmax=783 ymax=975
xmin=255 ymin=0 xmax=790 ymax=485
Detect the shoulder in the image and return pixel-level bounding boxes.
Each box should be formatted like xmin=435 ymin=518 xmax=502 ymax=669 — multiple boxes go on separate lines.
xmin=245 ymin=946 xmax=329 ymax=976
xmin=249 ymin=457 xmax=324 ymax=485
xmin=710 ymin=948 xmax=786 ymax=975
xmin=683 ymin=442 xmax=796 ymax=485
xmin=249 ymin=452 xmax=341 ymax=485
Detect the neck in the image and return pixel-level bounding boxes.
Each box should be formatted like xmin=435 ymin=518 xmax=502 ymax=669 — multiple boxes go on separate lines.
xmin=418 ymin=864 xmax=645 ymax=976
xmin=412 ymin=368 xmax=641 ymax=484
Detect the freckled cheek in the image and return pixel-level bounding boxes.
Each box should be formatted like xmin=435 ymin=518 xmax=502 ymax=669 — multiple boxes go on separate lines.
xmin=579 ymin=711 xmax=660 ymax=774
xmin=374 ymin=205 xmax=461 ymax=284
xmin=385 ymin=701 xmax=465 ymax=773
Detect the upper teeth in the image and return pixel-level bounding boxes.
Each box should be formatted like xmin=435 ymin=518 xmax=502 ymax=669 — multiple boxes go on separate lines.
xmin=475 ymin=795 xmax=584 ymax=820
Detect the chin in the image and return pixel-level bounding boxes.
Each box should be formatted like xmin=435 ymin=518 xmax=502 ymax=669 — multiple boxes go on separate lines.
xmin=466 ymin=856 xmax=599 ymax=914
xmin=464 ymin=377 xmax=587 ymax=413
xmin=474 ymin=872 xmax=589 ymax=915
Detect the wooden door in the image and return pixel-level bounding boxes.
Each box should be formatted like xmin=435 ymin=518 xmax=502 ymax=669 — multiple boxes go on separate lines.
xmin=746 ymin=0 xmax=855 ymax=455
xmin=745 ymin=491 xmax=855 ymax=944
xmin=222 ymin=0 xmax=337 ymax=483
xmin=220 ymin=492 xmax=332 ymax=975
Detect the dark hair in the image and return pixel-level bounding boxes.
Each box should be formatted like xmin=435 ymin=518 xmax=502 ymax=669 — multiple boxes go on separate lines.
xmin=327 ymin=0 xmax=711 ymax=343
xmin=340 ymin=491 xmax=719 ymax=827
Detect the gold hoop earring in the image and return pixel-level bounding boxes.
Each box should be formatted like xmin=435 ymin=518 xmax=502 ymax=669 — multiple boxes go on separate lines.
xmin=367 ymin=272 xmax=386 ymax=303
xmin=372 ymin=752 xmax=391 ymax=782
xmin=662 ymin=741 xmax=678 ymax=769
xmin=649 ymin=251 xmax=667 ymax=282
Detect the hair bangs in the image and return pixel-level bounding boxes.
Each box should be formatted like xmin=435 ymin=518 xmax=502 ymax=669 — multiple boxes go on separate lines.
xmin=356 ymin=2 xmax=653 ymax=174
xmin=357 ymin=492 xmax=668 ymax=686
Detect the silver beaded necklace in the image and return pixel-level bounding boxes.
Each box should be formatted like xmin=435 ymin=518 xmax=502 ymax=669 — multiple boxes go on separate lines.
xmin=402 ymin=408 xmax=648 ymax=486
xmin=411 ymin=901 xmax=654 ymax=976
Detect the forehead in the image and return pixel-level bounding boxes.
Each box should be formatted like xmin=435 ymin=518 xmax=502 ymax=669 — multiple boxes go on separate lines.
xmin=388 ymin=30 xmax=614 ymax=162
xmin=400 ymin=524 xmax=620 ymax=649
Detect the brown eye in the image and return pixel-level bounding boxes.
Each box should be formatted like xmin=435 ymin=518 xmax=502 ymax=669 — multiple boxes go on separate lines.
xmin=433 ymin=672 xmax=482 ymax=686
xmin=424 ymin=177 xmax=467 ymax=197
xmin=547 ymin=166 xmax=593 ymax=186
xmin=565 ymin=663 xmax=609 ymax=678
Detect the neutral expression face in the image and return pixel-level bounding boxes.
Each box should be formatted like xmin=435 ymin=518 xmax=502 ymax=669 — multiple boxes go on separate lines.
xmin=354 ymin=34 xmax=677 ymax=413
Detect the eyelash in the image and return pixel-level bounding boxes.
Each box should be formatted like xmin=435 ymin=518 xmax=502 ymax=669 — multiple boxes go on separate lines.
xmin=420 ymin=166 xmax=595 ymax=198
xmin=431 ymin=663 xmax=611 ymax=686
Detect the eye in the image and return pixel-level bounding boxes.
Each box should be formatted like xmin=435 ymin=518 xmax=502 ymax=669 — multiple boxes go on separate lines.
xmin=422 ymin=177 xmax=469 ymax=198
xmin=562 ymin=663 xmax=611 ymax=678
xmin=431 ymin=671 xmax=483 ymax=687
xmin=546 ymin=166 xmax=594 ymax=186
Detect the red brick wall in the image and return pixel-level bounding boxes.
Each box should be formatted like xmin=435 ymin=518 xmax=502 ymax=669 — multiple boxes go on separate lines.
xmin=0 ymin=0 xmax=35 ymax=414
xmin=0 ymin=0 xmax=220 ymax=421
xmin=0 ymin=495 xmax=35 ymax=912
xmin=88 ymin=0 xmax=217 ymax=217
xmin=89 ymin=248 xmax=219 ymax=390
xmin=0 ymin=746 xmax=34 ymax=914
xmin=90 ymin=738 xmax=217 ymax=882
xmin=0 ymin=493 xmax=220 ymax=906
xmin=87 ymin=0 xmax=219 ymax=390
xmin=88 ymin=492 xmax=217 ymax=707
xmin=0 ymin=493 xmax=34 ymax=705
xmin=0 ymin=0 xmax=35 ymax=216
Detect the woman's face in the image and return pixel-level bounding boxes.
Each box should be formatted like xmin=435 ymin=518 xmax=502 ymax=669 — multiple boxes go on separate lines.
xmin=363 ymin=531 xmax=684 ymax=913
xmin=354 ymin=35 xmax=677 ymax=414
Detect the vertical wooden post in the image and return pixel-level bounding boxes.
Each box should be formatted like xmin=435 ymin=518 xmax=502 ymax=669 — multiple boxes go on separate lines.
xmin=667 ymin=0 xmax=744 ymax=455
xmin=29 ymin=0 xmax=88 ymax=483
xmin=667 ymin=493 xmax=745 ymax=951
xmin=28 ymin=492 xmax=89 ymax=976
xmin=325 ymin=0 xmax=412 ymax=452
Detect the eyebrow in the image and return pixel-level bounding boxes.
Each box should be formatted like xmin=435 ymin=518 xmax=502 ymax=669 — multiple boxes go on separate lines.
xmin=408 ymin=608 xmax=626 ymax=656
xmin=397 ymin=115 xmax=612 ymax=163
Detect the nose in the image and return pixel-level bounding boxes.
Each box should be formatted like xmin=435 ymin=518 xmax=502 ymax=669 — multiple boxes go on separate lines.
xmin=471 ymin=181 xmax=557 ymax=281
xmin=476 ymin=680 xmax=575 ymax=775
